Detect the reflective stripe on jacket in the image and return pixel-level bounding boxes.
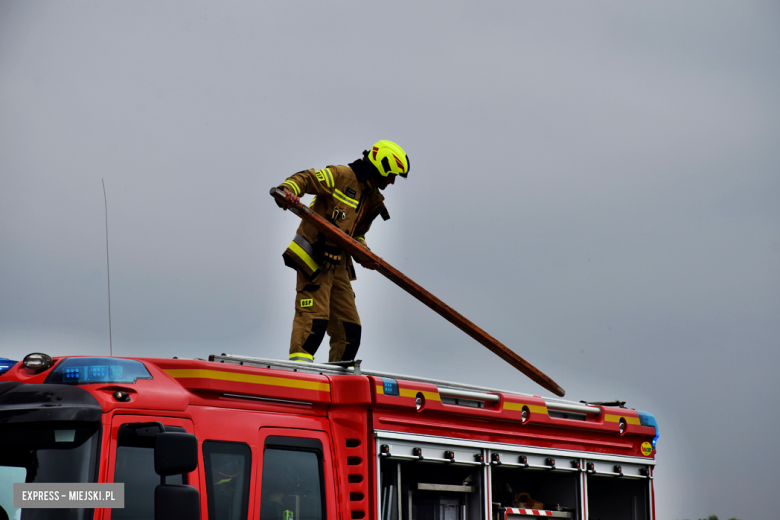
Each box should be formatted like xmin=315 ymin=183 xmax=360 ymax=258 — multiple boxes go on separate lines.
xmin=283 ymin=233 xmax=321 ymax=279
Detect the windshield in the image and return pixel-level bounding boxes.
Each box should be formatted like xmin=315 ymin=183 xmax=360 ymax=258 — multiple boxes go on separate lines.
xmin=0 ymin=421 xmax=100 ymax=520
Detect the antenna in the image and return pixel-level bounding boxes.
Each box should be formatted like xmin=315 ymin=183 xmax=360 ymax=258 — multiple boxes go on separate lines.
xmin=102 ymin=179 xmax=113 ymax=356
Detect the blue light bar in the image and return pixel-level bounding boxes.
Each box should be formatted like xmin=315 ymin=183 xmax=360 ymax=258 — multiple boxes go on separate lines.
xmin=637 ymin=410 xmax=660 ymax=450
xmin=45 ymin=358 xmax=153 ymax=385
xmin=0 ymin=358 xmax=18 ymax=375
xmin=381 ymin=377 xmax=399 ymax=397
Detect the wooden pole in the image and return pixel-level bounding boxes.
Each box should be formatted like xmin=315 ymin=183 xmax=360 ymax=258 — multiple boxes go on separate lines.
xmin=271 ymin=188 xmax=566 ymax=397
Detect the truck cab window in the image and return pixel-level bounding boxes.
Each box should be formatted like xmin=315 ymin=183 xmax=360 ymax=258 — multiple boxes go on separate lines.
xmin=259 ymin=438 xmax=324 ymax=520
xmin=112 ymin=425 xmax=185 ymax=520
xmin=0 ymin=421 xmax=99 ymax=520
xmin=203 ymin=441 xmax=252 ymax=520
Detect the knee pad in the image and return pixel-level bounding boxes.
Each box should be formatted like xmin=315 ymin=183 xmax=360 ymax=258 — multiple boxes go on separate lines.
xmin=340 ymin=322 xmax=362 ymax=361
xmin=301 ymin=319 xmax=329 ymax=356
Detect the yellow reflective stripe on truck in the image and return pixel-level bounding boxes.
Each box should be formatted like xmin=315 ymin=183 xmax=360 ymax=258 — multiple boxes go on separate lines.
xmin=376 ymin=384 xmax=441 ymax=401
xmin=164 ymin=368 xmax=330 ymax=392
xmin=399 ymin=388 xmax=441 ymax=401
xmin=377 ymin=389 xmax=548 ymax=414
xmin=503 ymin=401 xmax=548 ymax=415
xmin=604 ymin=414 xmax=641 ymax=425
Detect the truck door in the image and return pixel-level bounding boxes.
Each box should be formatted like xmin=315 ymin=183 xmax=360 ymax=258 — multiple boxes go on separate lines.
xmin=256 ymin=428 xmax=337 ymax=520
xmin=584 ymin=459 xmax=652 ymax=520
xmin=106 ymin=415 xmax=199 ymax=520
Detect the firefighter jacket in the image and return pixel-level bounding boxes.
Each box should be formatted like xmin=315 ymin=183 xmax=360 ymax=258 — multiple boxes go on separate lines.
xmin=280 ymin=165 xmax=390 ymax=281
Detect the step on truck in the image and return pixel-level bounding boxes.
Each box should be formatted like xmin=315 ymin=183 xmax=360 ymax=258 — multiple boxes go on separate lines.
xmin=0 ymin=353 xmax=659 ymax=520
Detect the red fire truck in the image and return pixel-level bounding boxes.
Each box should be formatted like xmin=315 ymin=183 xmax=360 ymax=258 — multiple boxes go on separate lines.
xmin=0 ymin=352 xmax=659 ymax=520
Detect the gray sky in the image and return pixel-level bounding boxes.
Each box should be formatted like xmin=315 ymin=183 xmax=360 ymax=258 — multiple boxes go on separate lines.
xmin=1 ymin=1 xmax=778 ymax=518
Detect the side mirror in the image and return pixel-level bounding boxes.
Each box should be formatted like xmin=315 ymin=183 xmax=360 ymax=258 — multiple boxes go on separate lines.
xmin=154 ymin=432 xmax=200 ymax=520
xmin=155 ymin=432 xmax=198 ymax=476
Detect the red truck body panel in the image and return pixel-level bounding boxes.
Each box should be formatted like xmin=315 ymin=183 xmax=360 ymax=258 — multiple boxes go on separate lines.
xmin=0 ymin=355 xmax=657 ymax=520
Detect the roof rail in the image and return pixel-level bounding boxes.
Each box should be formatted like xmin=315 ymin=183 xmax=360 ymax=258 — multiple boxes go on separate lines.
xmin=208 ymin=353 xmax=601 ymax=414
xmin=210 ymin=353 xmax=362 ymax=374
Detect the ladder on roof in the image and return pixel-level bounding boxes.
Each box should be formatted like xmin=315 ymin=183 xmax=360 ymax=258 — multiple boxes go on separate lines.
xmin=207 ymin=353 xmax=600 ymax=416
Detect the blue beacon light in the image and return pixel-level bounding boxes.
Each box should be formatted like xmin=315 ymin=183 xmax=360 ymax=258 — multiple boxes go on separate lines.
xmin=637 ymin=410 xmax=660 ymax=450
xmin=45 ymin=357 xmax=153 ymax=385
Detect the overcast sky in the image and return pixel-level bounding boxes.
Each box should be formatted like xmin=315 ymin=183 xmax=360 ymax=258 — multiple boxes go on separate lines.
xmin=1 ymin=1 xmax=779 ymax=518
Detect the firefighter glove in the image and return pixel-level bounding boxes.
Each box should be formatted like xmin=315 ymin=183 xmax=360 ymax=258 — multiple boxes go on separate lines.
xmin=322 ymin=243 xmax=342 ymax=271
xmin=274 ymin=185 xmax=288 ymax=208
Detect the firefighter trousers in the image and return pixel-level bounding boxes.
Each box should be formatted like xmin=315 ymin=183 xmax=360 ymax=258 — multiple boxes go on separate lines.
xmin=289 ymin=259 xmax=361 ymax=363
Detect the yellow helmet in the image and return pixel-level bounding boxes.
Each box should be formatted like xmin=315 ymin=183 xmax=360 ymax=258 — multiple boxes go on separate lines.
xmin=367 ymin=140 xmax=409 ymax=178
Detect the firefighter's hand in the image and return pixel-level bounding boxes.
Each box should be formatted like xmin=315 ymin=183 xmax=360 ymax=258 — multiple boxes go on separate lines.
xmin=356 ymin=258 xmax=379 ymax=270
xmin=276 ymin=186 xmax=300 ymax=208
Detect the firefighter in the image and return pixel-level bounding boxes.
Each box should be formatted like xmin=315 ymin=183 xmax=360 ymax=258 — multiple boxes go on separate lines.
xmin=275 ymin=140 xmax=409 ymax=363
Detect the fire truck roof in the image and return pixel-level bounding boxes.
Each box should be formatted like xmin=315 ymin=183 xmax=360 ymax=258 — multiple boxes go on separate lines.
xmin=4 ymin=351 xmax=658 ymax=460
